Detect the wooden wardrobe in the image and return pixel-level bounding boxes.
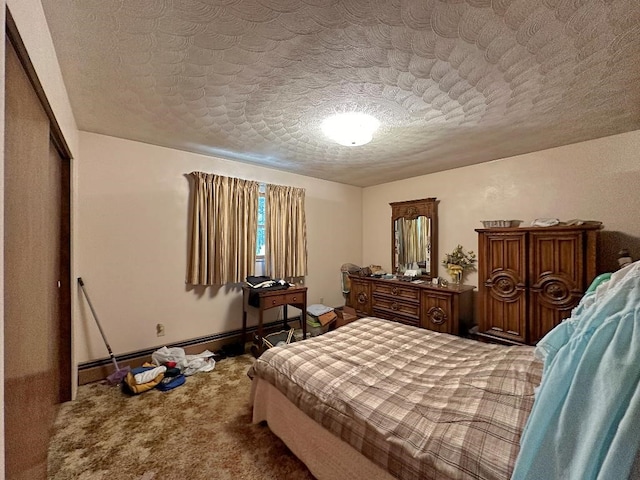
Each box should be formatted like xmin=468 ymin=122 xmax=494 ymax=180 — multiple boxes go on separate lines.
xmin=475 ymin=224 xmax=601 ymax=346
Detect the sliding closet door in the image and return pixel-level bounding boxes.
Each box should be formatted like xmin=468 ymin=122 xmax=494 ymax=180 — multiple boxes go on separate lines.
xmin=4 ymin=33 xmax=71 ymax=479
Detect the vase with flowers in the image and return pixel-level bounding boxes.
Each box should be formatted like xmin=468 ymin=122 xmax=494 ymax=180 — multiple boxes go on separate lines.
xmin=442 ymin=245 xmax=477 ymax=285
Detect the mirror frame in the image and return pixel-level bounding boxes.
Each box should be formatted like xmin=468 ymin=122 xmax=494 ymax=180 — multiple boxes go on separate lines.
xmin=390 ymin=197 xmax=439 ymax=279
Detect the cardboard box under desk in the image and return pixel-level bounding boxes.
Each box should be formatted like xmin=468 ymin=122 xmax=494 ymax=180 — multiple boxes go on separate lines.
xmin=334 ymin=306 xmax=357 ymax=328
xmin=317 ymin=310 xmax=337 ymax=326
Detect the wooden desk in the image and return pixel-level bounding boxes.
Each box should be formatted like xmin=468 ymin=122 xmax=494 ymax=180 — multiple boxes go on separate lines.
xmin=242 ymin=285 xmax=307 ymax=355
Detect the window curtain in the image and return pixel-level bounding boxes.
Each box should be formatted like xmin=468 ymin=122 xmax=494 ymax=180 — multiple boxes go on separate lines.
xmin=265 ymin=184 xmax=307 ymax=279
xmin=187 ymin=172 xmax=259 ymax=285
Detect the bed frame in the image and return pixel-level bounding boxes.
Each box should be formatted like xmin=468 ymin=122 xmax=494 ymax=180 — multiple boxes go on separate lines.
xmin=251 ymin=377 xmax=395 ymax=480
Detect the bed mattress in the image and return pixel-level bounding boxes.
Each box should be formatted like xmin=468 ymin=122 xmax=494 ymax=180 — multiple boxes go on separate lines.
xmin=251 ymin=317 xmax=542 ymax=480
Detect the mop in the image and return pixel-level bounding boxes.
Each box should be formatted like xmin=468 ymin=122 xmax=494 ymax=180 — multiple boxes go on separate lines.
xmin=78 ymin=277 xmax=131 ymax=385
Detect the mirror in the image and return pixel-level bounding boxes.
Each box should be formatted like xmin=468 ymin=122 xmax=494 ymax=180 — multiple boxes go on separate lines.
xmin=391 ymin=198 xmax=438 ymax=279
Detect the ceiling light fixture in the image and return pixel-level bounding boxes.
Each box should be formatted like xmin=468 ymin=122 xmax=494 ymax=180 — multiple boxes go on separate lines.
xmin=321 ymin=112 xmax=380 ymax=146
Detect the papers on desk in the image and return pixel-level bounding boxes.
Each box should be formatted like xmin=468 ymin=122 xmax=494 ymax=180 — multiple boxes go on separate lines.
xmin=246 ymin=279 xmax=290 ymax=289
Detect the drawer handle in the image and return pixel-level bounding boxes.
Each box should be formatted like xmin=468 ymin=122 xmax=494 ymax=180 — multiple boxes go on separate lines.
xmin=427 ymin=306 xmax=447 ymax=325
xmin=292 ymin=296 xmax=297 ymax=301
xmin=391 ymin=302 xmax=399 ymax=311
xmin=271 ymin=300 xmax=277 ymax=305
xmin=392 ymin=287 xmax=398 ymax=296
xmin=357 ymin=292 xmax=368 ymax=304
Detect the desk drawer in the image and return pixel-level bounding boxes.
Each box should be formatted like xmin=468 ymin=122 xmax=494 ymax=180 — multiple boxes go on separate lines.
xmin=263 ymin=295 xmax=287 ymax=308
xmin=284 ymin=292 xmax=304 ymax=305
xmin=262 ymin=291 xmax=304 ymax=308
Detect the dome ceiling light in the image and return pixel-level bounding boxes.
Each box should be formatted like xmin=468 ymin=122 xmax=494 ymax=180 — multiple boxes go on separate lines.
xmin=321 ymin=112 xmax=380 ymax=147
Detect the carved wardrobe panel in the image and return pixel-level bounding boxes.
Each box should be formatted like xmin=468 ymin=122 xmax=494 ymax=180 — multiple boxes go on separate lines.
xmin=349 ymin=277 xmax=372 ymax=317
xmin=476 ymin=224 xmax=601 ymax=345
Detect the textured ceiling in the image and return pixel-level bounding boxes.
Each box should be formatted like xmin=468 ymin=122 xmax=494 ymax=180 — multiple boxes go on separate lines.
xmin=41 ymin=0 xmax=640 ymax=187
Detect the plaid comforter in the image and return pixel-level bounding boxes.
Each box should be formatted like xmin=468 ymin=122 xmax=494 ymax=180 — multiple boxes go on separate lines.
xmin=252 ymin=318 xmax=542 ymax=480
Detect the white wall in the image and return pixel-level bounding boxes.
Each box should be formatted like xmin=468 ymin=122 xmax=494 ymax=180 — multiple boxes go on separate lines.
xmin=363 ymin=130 xmax=640 ymax=288
xmin=76 ymin=132 xmax=362 ymax=363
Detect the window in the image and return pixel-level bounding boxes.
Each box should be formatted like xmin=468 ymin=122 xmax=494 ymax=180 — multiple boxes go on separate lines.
xmin=187 ymin=174 xmax=305 ymax=284
xmin=254 ymin=184 xmax=266 ymax=276
xmin=256 ymin=184 xmax=266 ymax=257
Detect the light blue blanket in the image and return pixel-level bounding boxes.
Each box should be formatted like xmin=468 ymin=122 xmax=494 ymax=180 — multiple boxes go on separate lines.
xmin=512 ymin=261 xmax=640 ymax=480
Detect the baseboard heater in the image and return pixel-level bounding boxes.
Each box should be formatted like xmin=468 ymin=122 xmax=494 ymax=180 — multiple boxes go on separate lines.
xmin=78 ymin=316 xmax=302 ymax=385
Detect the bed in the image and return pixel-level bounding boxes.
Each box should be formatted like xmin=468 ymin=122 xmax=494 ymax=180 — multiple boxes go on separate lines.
xmin=250 ymin=261 xmax=640 ymax=480
xmin=250 ymin=318 xmax=541 ymax=479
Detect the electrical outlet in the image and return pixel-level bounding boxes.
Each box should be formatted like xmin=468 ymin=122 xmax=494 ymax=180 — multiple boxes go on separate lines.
xmin=320 ymin=297 xmax=324 ymax=305
xmin=156 ymin=323 xmax=165 ymax=337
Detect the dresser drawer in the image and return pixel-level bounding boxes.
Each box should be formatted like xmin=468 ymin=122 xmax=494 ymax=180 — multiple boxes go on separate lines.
xmin=372 ymin=282 xmax=419 ymax=302
xmin=373 ymin=296 xmax=420 ymax=319
xmin=373 ymin=307 xmax=420 ymax=327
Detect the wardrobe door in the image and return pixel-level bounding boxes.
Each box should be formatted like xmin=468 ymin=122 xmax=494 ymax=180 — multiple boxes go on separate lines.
xmin=477 ymin=231 xmax=528 ymax=344
xmin=528 ymin=230 xmax=586 ymax=345
xmin=4 ymin=33 xmax=71 ymax=479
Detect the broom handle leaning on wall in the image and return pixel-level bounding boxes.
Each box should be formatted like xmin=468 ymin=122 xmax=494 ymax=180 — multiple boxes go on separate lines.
xmin=77 ymin=277 xmax=120 ymax=371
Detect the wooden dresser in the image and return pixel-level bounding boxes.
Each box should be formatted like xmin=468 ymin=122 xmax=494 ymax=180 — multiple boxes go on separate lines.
xmin=348 ymin=275 xmax=475 ymax=336
xmin=475 ymin=224 xmax=601 ymax=346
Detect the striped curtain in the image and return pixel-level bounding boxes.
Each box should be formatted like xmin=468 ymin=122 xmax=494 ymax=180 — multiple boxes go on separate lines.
xmin=265 ymin=184 xmax=307 ymax=279
xmin=186 ymin=172 xmax=259 ymax=285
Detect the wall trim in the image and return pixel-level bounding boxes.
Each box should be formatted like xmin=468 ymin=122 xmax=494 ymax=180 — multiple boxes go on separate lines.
xmin=77 ymin=316 xmax=301 ymax=385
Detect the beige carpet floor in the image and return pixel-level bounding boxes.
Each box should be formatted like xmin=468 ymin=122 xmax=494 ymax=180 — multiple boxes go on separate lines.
xmin=48 ymin=354 xmax=315 ymax=480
